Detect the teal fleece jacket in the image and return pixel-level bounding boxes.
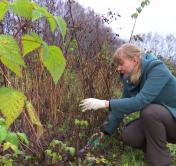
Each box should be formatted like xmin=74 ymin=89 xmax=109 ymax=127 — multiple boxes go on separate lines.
xmin=103 ymin=53 xmax=176 ymax=135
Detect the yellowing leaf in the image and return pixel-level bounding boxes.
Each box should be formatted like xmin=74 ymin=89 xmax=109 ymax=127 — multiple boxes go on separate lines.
xmin=1 ymin=56 xmax=22 ymax=76
xmin=0 ymin=87 xmax=26 ymax=127
xmin=0 ymin=35 xmax=25 ymax=66
xmin=0 ymin=0 xmax=9 ymax=21
xmin=22 ymin=34 xmax=42 ymax=56
xmin=41 ymin=46 xmax=66 ymax=84
xmin=26 ymin=101 xmax=43 ymax=138
xmin=0 ymin=35 xmax=24 ymax=76
xmin=3 ymin=142 xmax=19 ymax=154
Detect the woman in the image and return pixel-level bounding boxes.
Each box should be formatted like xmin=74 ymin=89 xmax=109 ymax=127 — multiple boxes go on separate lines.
xmin=80 ymin=43 xmax=176 ymax=166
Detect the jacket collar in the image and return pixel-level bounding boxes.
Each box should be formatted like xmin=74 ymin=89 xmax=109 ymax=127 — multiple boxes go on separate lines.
xmin=141 ymin=53 xmax=158 ymax=76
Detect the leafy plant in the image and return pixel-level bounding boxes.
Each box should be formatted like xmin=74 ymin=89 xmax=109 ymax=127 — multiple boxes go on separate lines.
xmin=0 ymin=0 xmax=67 ymax=83
xmin=25 ymin=101 xmax=43 ymax=138
xmin=0 ymin=0 xmax=67 ymax=162
xmin=0 ymin=87 xmax=26 ymax=127
xmin=0 ymin=118 xmax=29 ymax=154
xmin=45 ymin=139 xmax=76 ymax=164
xmin=0 ymin=0 xmax=67 ymax=135
xmin=0 ymin=35 xmax=25 ymax=77
xmin=131 ymin=0 xmax=150 ymax=19
xmin=74 ymin=119 xmax=89 ymax=128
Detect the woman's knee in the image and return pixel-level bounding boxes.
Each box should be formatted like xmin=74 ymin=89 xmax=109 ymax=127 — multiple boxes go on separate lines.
xmin=140 ymin=104 xmax=161 ymax=121
xmin=122 ymin=128 xmax=143 ymax=148
xmin=121 ymin=120 xmax=145 ymax=148
xmin=122 ymin=128 xmax=135 ymax=146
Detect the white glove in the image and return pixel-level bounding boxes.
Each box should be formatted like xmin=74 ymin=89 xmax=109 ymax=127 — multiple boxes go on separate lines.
xmin=79 ymin=98 xmax=109 ymax=112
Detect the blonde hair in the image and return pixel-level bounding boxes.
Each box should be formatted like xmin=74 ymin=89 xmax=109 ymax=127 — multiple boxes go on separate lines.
xmin=113 ymin=43 xmax=142 ymax=85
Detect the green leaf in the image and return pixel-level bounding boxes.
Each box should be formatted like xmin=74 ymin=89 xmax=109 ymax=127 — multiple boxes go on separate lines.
xmin=32 ymin=3 xmax=57 ymax=33
xmin=47 ymin=15 xmax=57 ymax=33
xmin=136 ymin=7 xmax=142 ymax=13
xmin=0 ymin=35 xmax=24 ymax=76
xmin=0 ymin=118 xmax=6 ymax=126
xmin=131 ymin=12 xmax=138 ymax=19
xmin=145 ymin=0 xmax=150 ymax=5
xmin=66 ymin=147 xmax=76 ymax=156
xmin=6 ymin=132 xmax=19 ymax=147
xmin=17 ymin=132 xmax=29 ymax=145
xmin=42 ymin=42 xmax=49 ymax=59
xmin=54 ymin=16 xmax=67 ymax=40
xmin=31 ymin=32 xmax=43 ymax=42
xmin=10 ymin=0 xmax=33 ymax=20
xmin=0 ymin=0 xmax=9 ymax=21
xmin=26 ymin=101 xmax=43 ymax=138
xmin=141 ymin=1 xmax=146 ymax=8
xmin=45 ymin=149 xmax=52 ymax=156
xmin=22 ymin=34 xmax=42 ymax=56
xmin=32 ymin=3 xmax=46 ymax=16
xmin=41 ymin=46 xmax=66 ymax=84
xmin=0 ymin=87 xmax=26 ymax=127
xmin=0 ymin=125 xmax=8 ymax=143
xmin=32 ymin=9 xmax=44 ymax=21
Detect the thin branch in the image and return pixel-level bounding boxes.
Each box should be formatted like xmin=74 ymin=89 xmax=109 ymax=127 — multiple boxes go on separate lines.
xmin=0 ymin=63 xmax=12 ymax=87
xmin=68 ymin=0 xmax=82 ymax=56
xmin=129 ymin=17 xmax=137 ymax=43
xmin=14 ymin=23 xmax=27 ymax=38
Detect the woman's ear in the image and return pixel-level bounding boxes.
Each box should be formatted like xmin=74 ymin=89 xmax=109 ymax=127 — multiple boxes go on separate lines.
xmin=132 ymin=56 xmax=139 ymax=65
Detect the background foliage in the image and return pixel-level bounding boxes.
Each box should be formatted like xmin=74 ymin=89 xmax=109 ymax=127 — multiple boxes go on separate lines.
xmin=0 ymin=0 xmax=176 ymax=165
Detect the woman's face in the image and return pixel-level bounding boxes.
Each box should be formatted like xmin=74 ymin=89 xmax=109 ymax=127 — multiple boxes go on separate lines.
xmin=117 ymin=54 xmax=138 ymax=76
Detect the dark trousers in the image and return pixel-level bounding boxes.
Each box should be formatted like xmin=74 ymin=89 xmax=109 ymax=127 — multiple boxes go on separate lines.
xmin=121 ymin=104 xmax=176 ymax=166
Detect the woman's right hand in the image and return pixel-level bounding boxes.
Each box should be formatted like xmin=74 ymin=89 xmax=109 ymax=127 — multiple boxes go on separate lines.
xmin=79 ymin=98 xmax=109 ymax=112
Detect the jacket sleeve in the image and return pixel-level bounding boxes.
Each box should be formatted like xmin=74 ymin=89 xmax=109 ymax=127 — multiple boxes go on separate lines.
xmin=110 ymin=65 xmax=170 ymax=118
xmin=101 ymin=102 xmax=123 ymax=136
xmin=103 ymin=64 xmax=170 ymax=135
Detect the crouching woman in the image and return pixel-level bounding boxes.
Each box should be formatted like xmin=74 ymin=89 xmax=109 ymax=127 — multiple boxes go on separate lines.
xmin=80 ymin=43 xmax=176 ymax=166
